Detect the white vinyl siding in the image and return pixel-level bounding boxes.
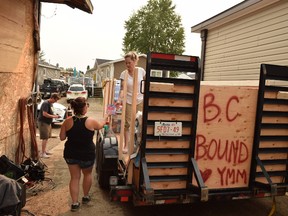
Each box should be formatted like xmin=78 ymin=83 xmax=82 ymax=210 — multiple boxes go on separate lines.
xmin=204 ymin=0 xmax=288 ymax=81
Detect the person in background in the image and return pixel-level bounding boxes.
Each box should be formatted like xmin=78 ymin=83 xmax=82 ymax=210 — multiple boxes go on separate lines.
xmin=59 ymin=97 xmax=107 ymax=212
xmin=38 ymin=93 xmax=60 ymax=158
xmin=116 ymin=51 xmax=146 ymax=154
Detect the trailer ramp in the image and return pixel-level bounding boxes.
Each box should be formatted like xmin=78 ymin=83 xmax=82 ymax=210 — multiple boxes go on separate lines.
xmin=251 ymin=64 xmax=288 ymax=196
xmin=133 ymin=52 xmax=205 ymax=205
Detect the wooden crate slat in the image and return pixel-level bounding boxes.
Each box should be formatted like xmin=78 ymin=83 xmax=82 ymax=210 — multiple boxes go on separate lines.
xmin=149 ymin=98 xmax=193 ymax=107
xmin=262 ymin=116 xmax=288 ymax=124
xmin=150 ymin=82 xmax=194 ymax=93
xmin=146 ymin=140 xmax=190 ymax=149
xmin=148 ymin=167 xmax=188 ymax=176
xmin=255 ymin=176 xmax=286 ymax=184
xmin=260 ymin=128 xmax=288 ymax=136
xmin=263 ymin=104 xmax=288 ymax=112
xmin=150 ymin=181 xmax=187 ymax=190
xmin=256 ymin=164 xmax=287 ymax=172
xmin=148 ymin=113 xmax=192 ymax=121
xmin=260 ymin=141 xmax=288 ymax=148
xmin=258 ymin=153 xmax=288 ymax=160
xmin=146 ymin=154 xmax=189 ymax=163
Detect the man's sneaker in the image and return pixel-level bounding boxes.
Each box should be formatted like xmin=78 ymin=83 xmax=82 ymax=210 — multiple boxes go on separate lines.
xmin=82 ymin=196 xmax=91 ymax=204
xmin=40 ymin=153 xmax=50 ymax=159
xmin=45 ymin=151 xmax=53 ymax=155
xmin=71 ymin=202 xmax=80 ymax=212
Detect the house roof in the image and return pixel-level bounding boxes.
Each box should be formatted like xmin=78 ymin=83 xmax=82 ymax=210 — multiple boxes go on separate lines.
xmin=41 ymin=0 xmax=93 ymax=14
xmin=94 ymin=58 xmax=112 ymax=67
xmin=39 ymin=61 xmax=61 ymax=70
xmin=98 ymin=54 xmax=147 ymax=67
xmin=191 ymin=0 xmax=280 ymax=33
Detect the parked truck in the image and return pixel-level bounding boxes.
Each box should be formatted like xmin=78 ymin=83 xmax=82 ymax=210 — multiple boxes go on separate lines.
xmin=95 ymin=52 xmax=288 ymax=208
xmin=39 ymin=78 xmax=66 ymax=98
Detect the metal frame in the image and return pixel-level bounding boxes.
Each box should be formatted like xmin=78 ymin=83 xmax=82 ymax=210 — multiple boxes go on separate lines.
xmin=250 ymin=64 xmax=288 ymax=195
xmin=138 ymin=52 xmax=202 ymax=202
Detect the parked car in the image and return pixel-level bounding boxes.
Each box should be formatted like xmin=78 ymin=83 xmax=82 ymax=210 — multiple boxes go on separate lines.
xmin=37 ymin=100 xmax=67 ymax=125
xmin=66 ymin=84 xmax=88 ymax=103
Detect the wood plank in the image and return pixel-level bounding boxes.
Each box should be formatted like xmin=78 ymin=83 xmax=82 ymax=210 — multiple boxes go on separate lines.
xmin=196 ymin=85 xmax=257 ymax=189
xmin=263 ymin=104 xmax=288 ymax=112
xmin=260 ymin=128 xmax=288 ymax=136
xmin=146 ymin=154 xmax=189 ymax=163
xmin=171 ymin=85 xmax=195 ymax=94
xmin=264 ymin=91 xmax=278 ymax=99
xmin=264 ymin=91 xmax=288 ymax=99
xmin=150 ymin=82 xmax=173 ymax=92
xmin=146 ymin=140 xmax=190 ymax=149
xmin=103 ymin=80 xmax=110 ymax=117
xmin=148 ymin=168 xmax=187 ymax=176
xmin=262 ymin=116 xmax=288 ymax=124
xmin=150 ymin=82 xmax=194 ymax=93
xmin=148 ymin=113 xmax=192 ymax=121
xmin=127 ymin=69 xmax=139 ymax=184
xmin=150 ymin=181 xmax=186 ymax=190
xmin=260 ymin=141 xmax=288 ymax=148
xmin=256 ymin=164 xmax=286 ymax=172
xmin=258 ymin=153 xmax=288 ymax=160
xmin=256 ymin=176 xmax=286 ymax=184
xmin=120 ymin=73 xmax=128 ymax=158
xmin=149 ymin=98 xmax=193 ymax=107
xmin=277 ymin=91 xmax=288 ymax=99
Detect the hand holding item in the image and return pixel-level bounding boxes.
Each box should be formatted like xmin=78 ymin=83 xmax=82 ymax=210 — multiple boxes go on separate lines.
xmin=115 ymin=100 xmax=122 ymax=109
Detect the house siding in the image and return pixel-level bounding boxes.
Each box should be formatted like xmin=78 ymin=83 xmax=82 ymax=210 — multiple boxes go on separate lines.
xmin=0 ymin=0 xmax=36 ymax=160
xmin=37 ymin=63 xmax=61 ymax=85
xmin=204 ymin=0 xmax=288 ymax=81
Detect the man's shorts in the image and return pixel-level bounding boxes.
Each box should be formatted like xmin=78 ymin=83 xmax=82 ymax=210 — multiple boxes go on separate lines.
xmin=38 ymin=121 xmax=52 ymax=140
xmin=64 ymin=158 xmax=95 ymax=169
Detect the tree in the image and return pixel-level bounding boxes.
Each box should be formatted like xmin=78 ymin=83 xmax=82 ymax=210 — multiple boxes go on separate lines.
xmin=39 ymin=50 xmax=46 ymax=62
xmin=122 ymin=0 xmax=185 ymax=55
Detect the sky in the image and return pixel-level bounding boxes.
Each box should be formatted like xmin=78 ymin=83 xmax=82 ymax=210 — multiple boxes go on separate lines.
xmin=40 ymin=0 xmax=244 ymax=72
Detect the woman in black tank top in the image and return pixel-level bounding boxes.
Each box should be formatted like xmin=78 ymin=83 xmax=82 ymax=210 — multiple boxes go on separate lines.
xmin=59 ymin=97 xmax=107 ymax=211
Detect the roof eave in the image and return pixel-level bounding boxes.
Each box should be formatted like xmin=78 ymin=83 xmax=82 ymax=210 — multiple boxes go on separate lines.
xmin=41 ymin=0 xmax=93 ymax=14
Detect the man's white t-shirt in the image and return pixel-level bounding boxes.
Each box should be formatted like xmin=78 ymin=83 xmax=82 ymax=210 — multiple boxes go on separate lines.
xmin=120 ymin=67 xmax=146 ymax=105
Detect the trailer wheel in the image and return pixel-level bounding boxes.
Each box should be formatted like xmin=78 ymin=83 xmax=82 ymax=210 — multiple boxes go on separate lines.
xmin=97 ymin=170 xmax=111 ymax=189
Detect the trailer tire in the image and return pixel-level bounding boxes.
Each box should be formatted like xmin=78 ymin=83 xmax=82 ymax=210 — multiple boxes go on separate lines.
xmin=97 ymin=170 xmax=111 ymax=190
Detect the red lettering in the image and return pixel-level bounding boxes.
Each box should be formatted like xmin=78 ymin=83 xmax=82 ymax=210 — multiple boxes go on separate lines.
xmin=207 ymin=139 xmax=217 ymax=160
xmin=226 ymin=168 xmax=235 ymax=185
xmin=196 ymin=134 xmax=207 ymax=160
xmin=203 ymin=93 xmax=221 ymax=123
xmin=236 ymin=169 xmax=247 ymax=184
xmin=226 ymin=96 xmax=240 ymax=122
xmin=217 ymin=167 xmax=247 ymax=186
xmin=196 ymin=134 xmax=249 ymax=164
xmin=238 ymin=142 xmax=248 ymax=163
xmin=228 ymin=140 xmax=239 ymax=164
xmin=218 ymin=140 xmax=229 ymax=160
xmin=217 ymin=167 xmax=226 ymax=186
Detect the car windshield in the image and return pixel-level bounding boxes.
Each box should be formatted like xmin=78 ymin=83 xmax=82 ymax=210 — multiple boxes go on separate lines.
xmin=70 ymin=86 xmax=84 ymax=91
